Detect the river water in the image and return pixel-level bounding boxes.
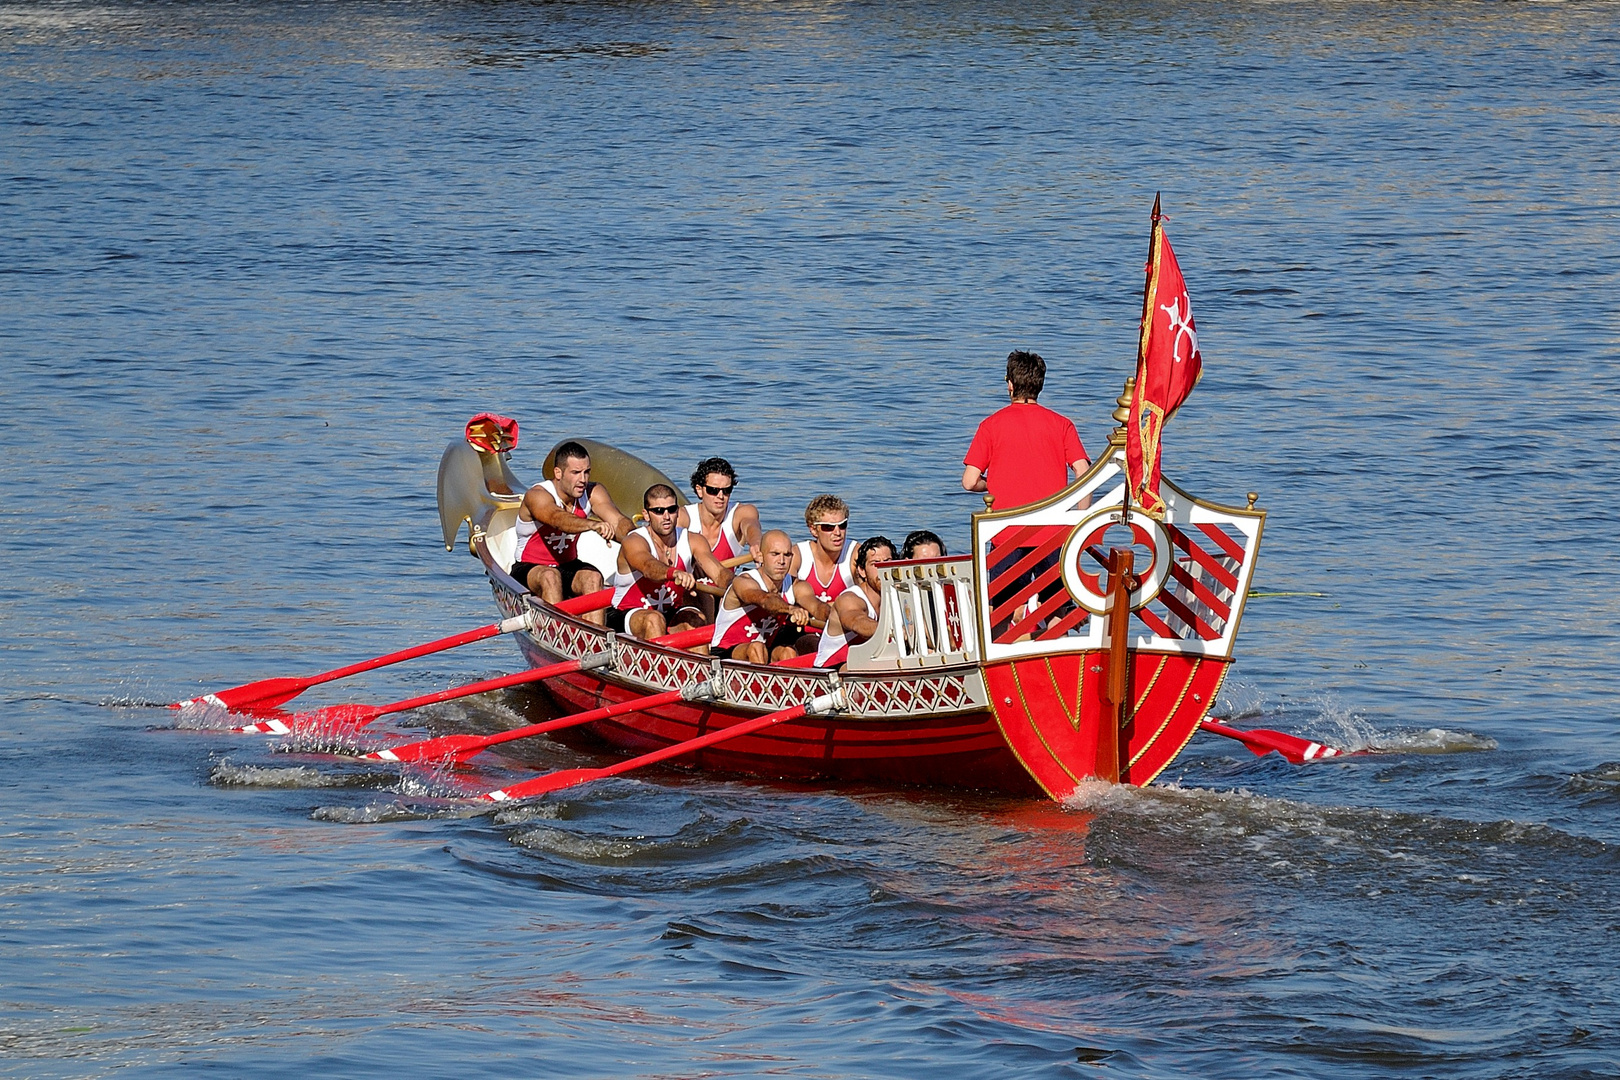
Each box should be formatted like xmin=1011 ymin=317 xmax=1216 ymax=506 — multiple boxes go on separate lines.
xmin=3 ymin=1 xmax=1618 ymax=1075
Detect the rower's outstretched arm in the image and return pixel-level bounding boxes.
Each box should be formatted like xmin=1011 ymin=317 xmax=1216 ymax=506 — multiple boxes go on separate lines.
xmin=791 ymin=580 xmax=830 ymax=625
xmin=688 ymin=533 xmax=733 ymax=592
xmin=588 ymin=483 xmax=634 ymax=542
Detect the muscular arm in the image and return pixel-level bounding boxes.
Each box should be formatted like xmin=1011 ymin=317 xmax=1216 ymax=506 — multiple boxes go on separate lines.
xmin=834 ymin=589 xmax=880 ymax=642
xmin=733 ymin=572 xmax=792 ymax=616
xmin=733 ymin=503 xmax=764 ymax=560
xmin=587 ymin=484 xmax=634 ymax=542
xmin=790 ymin=580 xmax=829 ymax=625
xmin=687 ymin=533 xmax=732 ymax=592
xmin=524 ymin=486 xmax=594 ymax=533
xmin=621 ymin=533 xmax=666 ymax=580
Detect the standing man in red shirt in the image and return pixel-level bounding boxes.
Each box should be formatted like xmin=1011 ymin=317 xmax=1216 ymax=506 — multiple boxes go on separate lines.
xmin=961 ymin=350 xmax=1089 ymax=510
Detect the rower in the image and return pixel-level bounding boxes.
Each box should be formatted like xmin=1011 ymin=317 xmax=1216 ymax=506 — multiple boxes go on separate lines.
xmin=609 ymin=484 xmax=732 ymax=641
xmin=901 ymin=530 xmax=946 ymax=560
xmin=789 ymin=494 xmax=855 ymax=604
xmin=813 ymin=536 xmax=894 ymax=669
xmin=511 ymin=440 xmax=633 ymax=626
xmin=679 ymin=456 xmax=763 ymax=565
xmin=712 ymin=530 xmax=824 ymax=664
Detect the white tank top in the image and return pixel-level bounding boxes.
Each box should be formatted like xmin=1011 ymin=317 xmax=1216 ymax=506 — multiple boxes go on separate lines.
xmin=514 ymin=479 xmax=591 ymax=567
xmin=611 ymin=525 xmax=696 ymax=612
xmin=814 ymin=586 xmax=880 ymax=667
xmin=794 ymin=537 xmax=855 ymax=603
xmin=711 ymin=568 xmax=798 ymax=651
xmin=686 ymin=501 xmax=743 ymax=563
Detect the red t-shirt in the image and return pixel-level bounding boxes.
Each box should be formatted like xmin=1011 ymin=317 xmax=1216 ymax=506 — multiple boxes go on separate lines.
xmin=964 ymin=402 xmax=1087 ymax=511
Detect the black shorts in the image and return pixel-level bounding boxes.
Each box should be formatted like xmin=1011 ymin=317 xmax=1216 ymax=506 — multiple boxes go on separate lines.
xmin=510 ymin=558 xmax=600 ymax=599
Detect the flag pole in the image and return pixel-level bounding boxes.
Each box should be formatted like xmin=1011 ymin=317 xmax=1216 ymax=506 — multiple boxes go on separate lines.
xmin=1126 ymin=192 xmax=1162 ymax=532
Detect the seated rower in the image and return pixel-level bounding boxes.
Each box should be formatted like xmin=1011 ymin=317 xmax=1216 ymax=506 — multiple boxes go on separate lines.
xmin=813 ymin=536 xmax=894 ymax=669
xmin=901 ymin=530 xmax=947 ymax=560
xmin=609 ymin=484 xmax=731 ymax=640
xmin=789 ymin=494 xmax=855 ymax=604
xmin=679 ymin=457 xmax=763 ymax=565
xmin=712 ymin=530 xmax=826 ymax=664
xmin=511 ymin=440 xmax=632 ymax=626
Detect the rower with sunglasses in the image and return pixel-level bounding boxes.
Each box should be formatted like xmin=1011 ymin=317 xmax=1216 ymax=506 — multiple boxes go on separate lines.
xmin=678 ymin=457 xmax=763 ymax=567
xmin=609 ymin=484 xmax=732 ymax=641
xmin=789 ymin=494 xmax=857 ymax=604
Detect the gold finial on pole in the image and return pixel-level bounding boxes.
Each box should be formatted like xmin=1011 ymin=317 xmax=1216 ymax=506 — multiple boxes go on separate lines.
xmin=1246 ymin=492 xmax=1259 ymax=510
xmin=1107 ymin=377 xmax=1136 ymax=447
xmin=982 ymin=492 xmax=995 ymax=511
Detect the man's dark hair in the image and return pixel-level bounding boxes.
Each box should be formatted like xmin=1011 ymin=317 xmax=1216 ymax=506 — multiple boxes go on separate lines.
xmin=857 ymin=535 xmax=896 ymax=570
xmin=553 ymin=440 xmax=591 ymax=468
xmin=643 ymin=483 xmax=677 ymax=507
xmin=1006 ymin=350 xmax=1046 ymax=400
xmin=901 ymin=530 xmax=947 ymax=559
xmin=690 ymin=456 xmax=737 ymax=492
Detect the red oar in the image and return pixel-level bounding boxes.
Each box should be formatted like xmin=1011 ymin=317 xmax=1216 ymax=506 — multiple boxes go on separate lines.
xmin=365 ymin=684 xmax=706 ymax=764
xmin=367 ymin=645 xmax=821 ymax=765
xmin=174 ymin=588 xmax=613 ymax=714
xmin=482 ymin=688 xmax=844 ymax=802
xmin=1199 ymin=719 xmax=1360 ymax=764
xmin=234 ymin=623 xmax=713 ymax=736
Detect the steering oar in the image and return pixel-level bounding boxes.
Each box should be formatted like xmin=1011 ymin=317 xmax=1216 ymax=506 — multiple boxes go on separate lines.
xmin=1198 ymin=718 xmax=1361 ymax=764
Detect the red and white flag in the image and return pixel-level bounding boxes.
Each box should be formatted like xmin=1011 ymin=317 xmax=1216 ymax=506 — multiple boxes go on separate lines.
xmin=1125 ymin=197 xmax=1203 ymax=519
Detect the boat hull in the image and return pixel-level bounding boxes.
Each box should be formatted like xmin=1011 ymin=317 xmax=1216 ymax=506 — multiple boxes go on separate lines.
xmin=511 ymin=631 xmax=1041 ymax=794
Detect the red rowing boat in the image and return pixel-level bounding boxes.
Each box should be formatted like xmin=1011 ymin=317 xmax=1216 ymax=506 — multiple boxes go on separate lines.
xmin=436 ymin=385 xmax=1265 ymax=802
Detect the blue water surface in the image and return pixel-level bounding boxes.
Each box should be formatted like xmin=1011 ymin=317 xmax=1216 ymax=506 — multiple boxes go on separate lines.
xmin=2 ymin=1 xmax=1618 ymax=1076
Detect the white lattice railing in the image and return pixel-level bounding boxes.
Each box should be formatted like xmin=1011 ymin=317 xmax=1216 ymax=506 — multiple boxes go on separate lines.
xmin=846 ymin=557 xmax=979 ymax=671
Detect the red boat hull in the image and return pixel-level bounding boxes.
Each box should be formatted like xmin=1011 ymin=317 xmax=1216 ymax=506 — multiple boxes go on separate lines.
xmin=514 ymin=644 xmax=1039 ymax=795
xmin=982 ymin=651 xmax=1227 ymax=798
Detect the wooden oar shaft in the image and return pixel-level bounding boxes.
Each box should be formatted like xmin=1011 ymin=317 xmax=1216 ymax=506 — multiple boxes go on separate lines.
xmin=174 ymin=610 xmax=542 ymax=711
xmin=374 ymin=656 xmax=597 ymax=719
xmin=372 ymin=643 xmax=821 ymax=764
xmin=485 ymin=696 xmax=835 ymax=801
xmin=371 ymin=623 xmax=712 ymax=718
xmin=369 ymin=687 xmax=692 ymax=762
xmin=298 ymin=617 xmax=523 ymax=689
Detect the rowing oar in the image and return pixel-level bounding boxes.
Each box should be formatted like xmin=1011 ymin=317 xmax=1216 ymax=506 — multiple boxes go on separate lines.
xmin=365 ymin=643 xmax=821 ymax=765
xmin=482 ymin=688 xmax=845 ymax=802
xmin=1199 ymin=718 xmax=1361 ymax=764
xmin=233 ymin=623 xmax=714 ymax=736
xmin=174 ymin=588 xmax=614 ymax=714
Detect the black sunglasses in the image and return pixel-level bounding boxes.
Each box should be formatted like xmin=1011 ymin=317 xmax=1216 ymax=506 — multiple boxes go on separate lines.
xmin=702 ymin=484 xmax=734 ymax=496
xmin=645 ymin=505 xmax=679 ymax=516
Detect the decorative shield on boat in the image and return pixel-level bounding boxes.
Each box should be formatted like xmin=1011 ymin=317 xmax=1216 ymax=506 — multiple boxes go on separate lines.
xmin=971 ymin=443 xmax=1265 ymax=797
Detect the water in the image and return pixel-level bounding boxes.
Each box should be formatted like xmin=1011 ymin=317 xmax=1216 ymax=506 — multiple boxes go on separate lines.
xmin=3 ymin=1 xmax=1619 ymax=1075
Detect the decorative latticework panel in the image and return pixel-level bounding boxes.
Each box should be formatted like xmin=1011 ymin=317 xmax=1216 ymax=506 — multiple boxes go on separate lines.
xmin=716 ymin=664 xmax=835 ymax=712
xmin=521 ymin=604 xmax=610 ymax=660
xmin=614 ymin=641 xmax=714 ymax=694
xmin=489 ymin=574 xmax=528 ymax=622
xmin=843 ymin=670 xmax=985 ymax=718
